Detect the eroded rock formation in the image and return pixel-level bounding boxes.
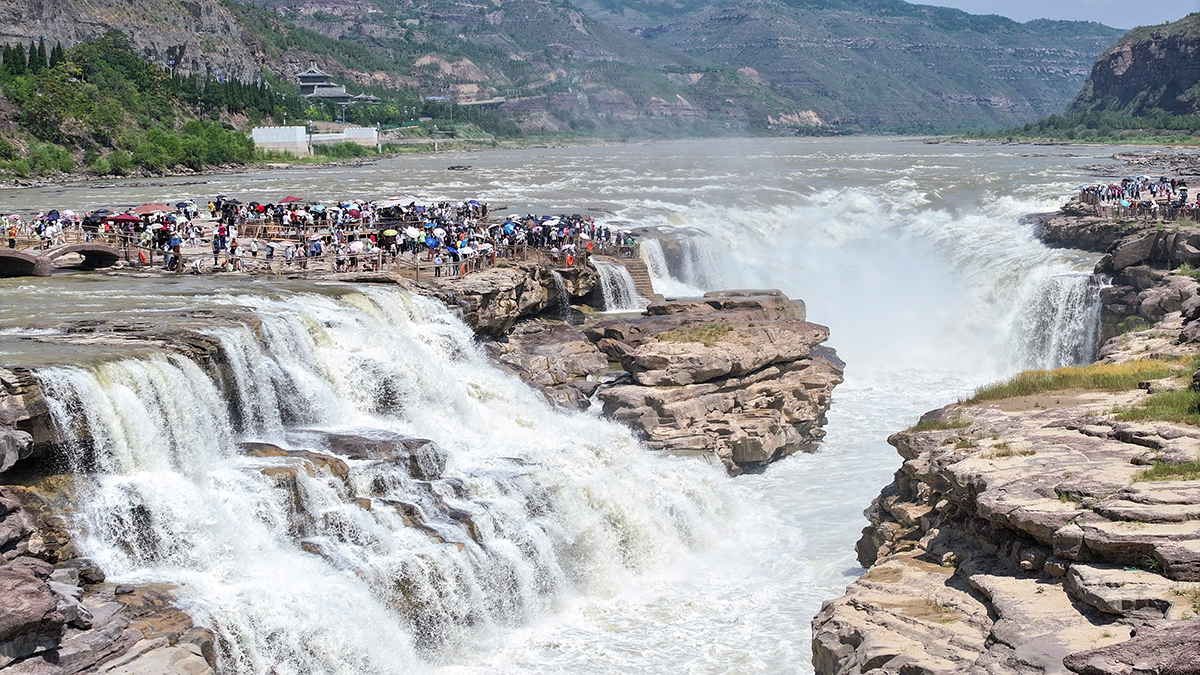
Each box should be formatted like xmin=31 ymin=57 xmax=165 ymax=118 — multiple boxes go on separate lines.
xmin=487 ymin=289 xmax=844 ymax=474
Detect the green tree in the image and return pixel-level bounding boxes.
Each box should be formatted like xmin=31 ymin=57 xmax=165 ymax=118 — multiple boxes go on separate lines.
xmin=26 ymin=41 xmax=40 ymax=74
xmin=48 ymin=43 xmax=65 ymax=68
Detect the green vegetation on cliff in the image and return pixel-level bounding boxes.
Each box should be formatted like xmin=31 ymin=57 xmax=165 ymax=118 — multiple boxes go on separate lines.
xmin=0 ymin=32 xmax=292 ymax=176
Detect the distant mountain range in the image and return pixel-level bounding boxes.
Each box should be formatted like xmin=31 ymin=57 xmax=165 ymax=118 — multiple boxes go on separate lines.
xmin=0 ymin=0 xmax=1131 ymax=133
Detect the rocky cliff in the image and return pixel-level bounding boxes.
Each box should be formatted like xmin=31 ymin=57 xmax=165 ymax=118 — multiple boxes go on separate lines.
xmin=1070 ymin=12 xmax=1200 ymax=116
xmin=812 ymin=364 xmax=1200 ymax=674
xmin=812 ymin=192 xmax=1200 ymax=675
xmin=0 ymin=0 xmax=263 ymax=80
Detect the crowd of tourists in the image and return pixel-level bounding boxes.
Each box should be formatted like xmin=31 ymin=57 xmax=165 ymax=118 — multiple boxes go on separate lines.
xmin=1079 ymin=176 xmax=1193 ymax=210
xmin=8 ymin=194 xmax=640 ymax=276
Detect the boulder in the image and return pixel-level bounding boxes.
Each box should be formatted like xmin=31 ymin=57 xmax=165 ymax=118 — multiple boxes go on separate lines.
xmin=1064 ymin=564 xmax=1177 ymax=619
xmin=1064 ymin=621 xmax=1200 ymax=675
xmin=593 ymin=292 xmax=842 ymax=474
xmin=0 ymin=559 xmax=66 ymax=666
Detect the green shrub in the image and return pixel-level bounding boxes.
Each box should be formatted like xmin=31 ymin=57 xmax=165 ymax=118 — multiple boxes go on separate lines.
xmin=6 ymin=158 xmax=29 ymax=176
xmin=1177 ymin=263 xmax=1200 ymax=279
xmin=27 ymin=142 xmax=74 ymax=174
xmin=107 ymin=150 xmax=133 ymax=175
xmin=312 ymin=141 xmax=373 ymax=159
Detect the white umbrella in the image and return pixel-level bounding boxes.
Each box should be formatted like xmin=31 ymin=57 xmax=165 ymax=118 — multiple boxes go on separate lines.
xmin=433 ymin=227 xmax=446 ymax=238
xmin=349 ymin=240 xmax=365 ymax=253
xmin=405 ymin=227 xmax=421 ymax=239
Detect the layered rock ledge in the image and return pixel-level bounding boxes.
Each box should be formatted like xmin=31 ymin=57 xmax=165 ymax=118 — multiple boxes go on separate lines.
xmin=812 ymin=319 xmax=1200 ymax=674
xmin=487 ymin=289 xmax=844 ymax=474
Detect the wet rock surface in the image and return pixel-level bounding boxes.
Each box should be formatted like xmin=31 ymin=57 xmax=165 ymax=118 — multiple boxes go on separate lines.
xmin=0 ymin=486 xmax=215 ymax=674
xmin=1031 ymin=197 xmax=1200 ymax=343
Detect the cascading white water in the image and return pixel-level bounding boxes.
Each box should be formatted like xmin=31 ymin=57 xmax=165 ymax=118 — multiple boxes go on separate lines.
xmin=36 ymin=286 xmax=732 ymax=674
xmin=677 ymin=237 xmax=728 ymax=291
xmin=638 ymin=238 xmax=704 ymax=297
xmin=548 ymin=270 xmax=571 ymax=319
xmin=1011 ymin=273 xmax=1108 ymax=370
xmin=592 ymin=260 xmax=648 ymax=312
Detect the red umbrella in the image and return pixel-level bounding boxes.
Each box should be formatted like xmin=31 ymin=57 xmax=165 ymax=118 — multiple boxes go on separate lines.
xmin=106 ymin=213 xmax=142 ymax=223
xmin=134 ymin=203 xmax=170 ymax=215
xmin=279 ymin=196 xmax=304 ymax=203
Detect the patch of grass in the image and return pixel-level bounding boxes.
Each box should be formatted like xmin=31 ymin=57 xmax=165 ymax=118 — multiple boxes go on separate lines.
xmin=1177 ymin=263 xmax=1200 ymax=279
xmin=967 ymin=360 xmax=1181 ymax=403
xmin=1117 ymin=389 xmax=1200 ymax=427
xmin=924 ymin=599 xmax=957 ymax=623
xmin=1135 ymin=460 xmax=1200 ymax=482
xmin=984 ymin=447 xmax=1036 ymax=459
xmin=954 ymin=439 xmax=977 ymax=449
xmin=655 ymin=322 xmax=732 ymax=347
xmin=1058 ymin=493 xmax=1083 ymax=503
xmin=1116 ymin=316 xmax=1153 ymax=335
xmin=909 ymin=418 xmax=971 ymax=432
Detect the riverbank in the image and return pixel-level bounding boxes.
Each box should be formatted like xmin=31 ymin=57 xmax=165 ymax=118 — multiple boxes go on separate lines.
xmin=812 ymin=190 xmax=1200 ymax=674
xmin=0 ymin=133 xmax=649 ymax=191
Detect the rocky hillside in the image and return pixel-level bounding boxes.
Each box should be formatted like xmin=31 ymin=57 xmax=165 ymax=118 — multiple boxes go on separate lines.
xmin=1070 ymin=12 xmax=1200 ymax=117
xmin=0 ymin=0 xmax=1126 ymax=133
xmin=574 ymin=0 xmax=1125 ymax=132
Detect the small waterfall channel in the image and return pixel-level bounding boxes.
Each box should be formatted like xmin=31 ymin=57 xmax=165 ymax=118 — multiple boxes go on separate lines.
xmin=592 ymin=260 xmax=648 ymax=312
xmin=31 ymin=285 xmax=731 ymax=674
xmin=1012 ymin=273 xmax=1108 ymax=370
xmin=549 ymin=269 xmax=571 ymax=319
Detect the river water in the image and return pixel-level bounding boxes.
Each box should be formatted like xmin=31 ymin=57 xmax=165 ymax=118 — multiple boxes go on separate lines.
xmin=0 ymin=138 xmax=1116 ymax=674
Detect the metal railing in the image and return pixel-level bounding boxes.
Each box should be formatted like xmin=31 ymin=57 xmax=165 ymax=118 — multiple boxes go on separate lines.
xmin=1078 ymin=192 xmax=1199 ymax=222
xmin=9 ymin=223 xmax=643 ymax=280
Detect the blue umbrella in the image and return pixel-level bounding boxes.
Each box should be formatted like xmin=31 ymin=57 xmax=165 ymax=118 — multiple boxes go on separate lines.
xmin=1120 ymin=200 xmax=1131 ymax=207
xmin=425 ymin=236 xmax=438 ymax=248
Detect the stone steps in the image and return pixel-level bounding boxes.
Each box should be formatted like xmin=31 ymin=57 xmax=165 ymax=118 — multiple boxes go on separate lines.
xmin=594 ymin=255 xmax=657 ymax=301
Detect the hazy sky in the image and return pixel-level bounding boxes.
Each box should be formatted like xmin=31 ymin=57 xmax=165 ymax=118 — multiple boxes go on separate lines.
xmin=924 ymin=0 xmax=1195 ymax=29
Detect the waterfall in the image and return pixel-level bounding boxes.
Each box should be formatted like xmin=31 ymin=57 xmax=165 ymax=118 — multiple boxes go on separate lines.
xmin=637 ymin=237 xmax=708 ymax=297
xmin=678 ymin=238 xmax=727 ymax=290
xmin=1012 ymin=273 xmax=1107 ymax=370
xmin=549 ymin=270 xmax=571 ymax=320
xmin=35 ymin=286 xmax=730 ymax=674
xmin=640 ymin=239 xmax=670 ymax=281
xmin=592 ymin=260 xmax=648 ymax=312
